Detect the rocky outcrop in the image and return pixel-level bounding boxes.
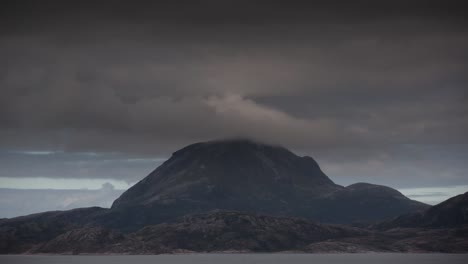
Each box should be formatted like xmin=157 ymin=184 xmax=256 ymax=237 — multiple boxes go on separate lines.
xmin=29 ymin=211 xmax=368 ymax=254
xmin=6 ymin=211 xmax=468 ymax=254
xmin=304 ymin=227 xmax=468 ymax=253
xmin=128 ymin=211 xmax=368 ymax=253
xmin=33 ymin=227 xmax=127 ymax=254
xmin=0 ymin=207 xmax=106 ymax=254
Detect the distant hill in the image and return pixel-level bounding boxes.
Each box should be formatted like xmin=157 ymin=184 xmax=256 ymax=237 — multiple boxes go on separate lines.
xmin=376 ymin=191 xmax=468 ymax=230
xmin=0 ymin=207 xmax=106 ymax=253
xmin=315 ymin=183 xmax=427 ymax=224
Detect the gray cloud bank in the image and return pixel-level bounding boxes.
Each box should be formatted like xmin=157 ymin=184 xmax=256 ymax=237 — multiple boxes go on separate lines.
xmin=0 ymin=1 xmax=467 ymax=188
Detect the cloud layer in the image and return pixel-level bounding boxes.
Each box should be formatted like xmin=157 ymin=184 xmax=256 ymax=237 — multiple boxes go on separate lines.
xmin=0 ymin=1 xmax=467 ymax=191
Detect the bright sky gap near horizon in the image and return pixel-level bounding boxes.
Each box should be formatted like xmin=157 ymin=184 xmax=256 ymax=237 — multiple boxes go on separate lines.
xmin=1 ymin=1 xmax=467 ymax=218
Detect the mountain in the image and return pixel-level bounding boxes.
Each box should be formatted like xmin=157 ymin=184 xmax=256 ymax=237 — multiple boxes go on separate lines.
xmin=112 ymin=139 xmax=340 ymax=209
xmin=376 ymin=191 xmax=468 ymax=230
xmin=0 ymin=138 xmax=440 ymax=254
xmin=110 ymin=139 xmax=427 ymax=228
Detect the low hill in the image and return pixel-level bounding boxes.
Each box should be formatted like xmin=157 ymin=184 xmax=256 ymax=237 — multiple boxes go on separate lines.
xmin=376 ymin=191 xmax=468 ymax=230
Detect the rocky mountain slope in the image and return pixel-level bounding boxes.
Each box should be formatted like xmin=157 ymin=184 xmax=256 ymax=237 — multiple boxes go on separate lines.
xmin=4 ymin=210 xmax=467 ymax=254
xmin=110 ymin=139 xmax=428 ymax=228
xmin=15 ymin=211 xmax=367 ymax=254
xmin=127 ymin=211 xmax=368 ymax=253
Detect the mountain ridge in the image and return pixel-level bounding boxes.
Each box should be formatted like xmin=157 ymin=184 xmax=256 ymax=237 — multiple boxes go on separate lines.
xmin=110 ymin=139 xmax=427 ymax=228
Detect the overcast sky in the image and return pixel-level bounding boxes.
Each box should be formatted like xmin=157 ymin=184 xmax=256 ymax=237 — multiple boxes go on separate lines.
xmin=1 ymin=0 xmax=467 ymax=217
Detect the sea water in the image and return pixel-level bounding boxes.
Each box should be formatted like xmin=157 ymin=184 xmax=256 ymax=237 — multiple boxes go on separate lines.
xmin=1 ymin=253 xmax=468 ymax=264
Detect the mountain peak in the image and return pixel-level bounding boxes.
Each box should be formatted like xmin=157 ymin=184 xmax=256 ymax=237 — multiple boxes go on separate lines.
xmin=112 ymin=138 xmax=338 ymax=211
xmin=172 ymin=138 xmax=290 ymax=157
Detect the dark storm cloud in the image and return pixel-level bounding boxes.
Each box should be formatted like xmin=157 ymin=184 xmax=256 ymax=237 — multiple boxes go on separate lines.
xmin=2 ymin=0 xmax=466 ymax=27
xmin=0 ymin=0 xmax=467 ymax=187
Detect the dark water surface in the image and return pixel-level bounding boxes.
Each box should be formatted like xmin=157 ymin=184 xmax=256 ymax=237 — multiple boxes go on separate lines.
xmin=2 ymin=254 xmax=468 ymax=264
